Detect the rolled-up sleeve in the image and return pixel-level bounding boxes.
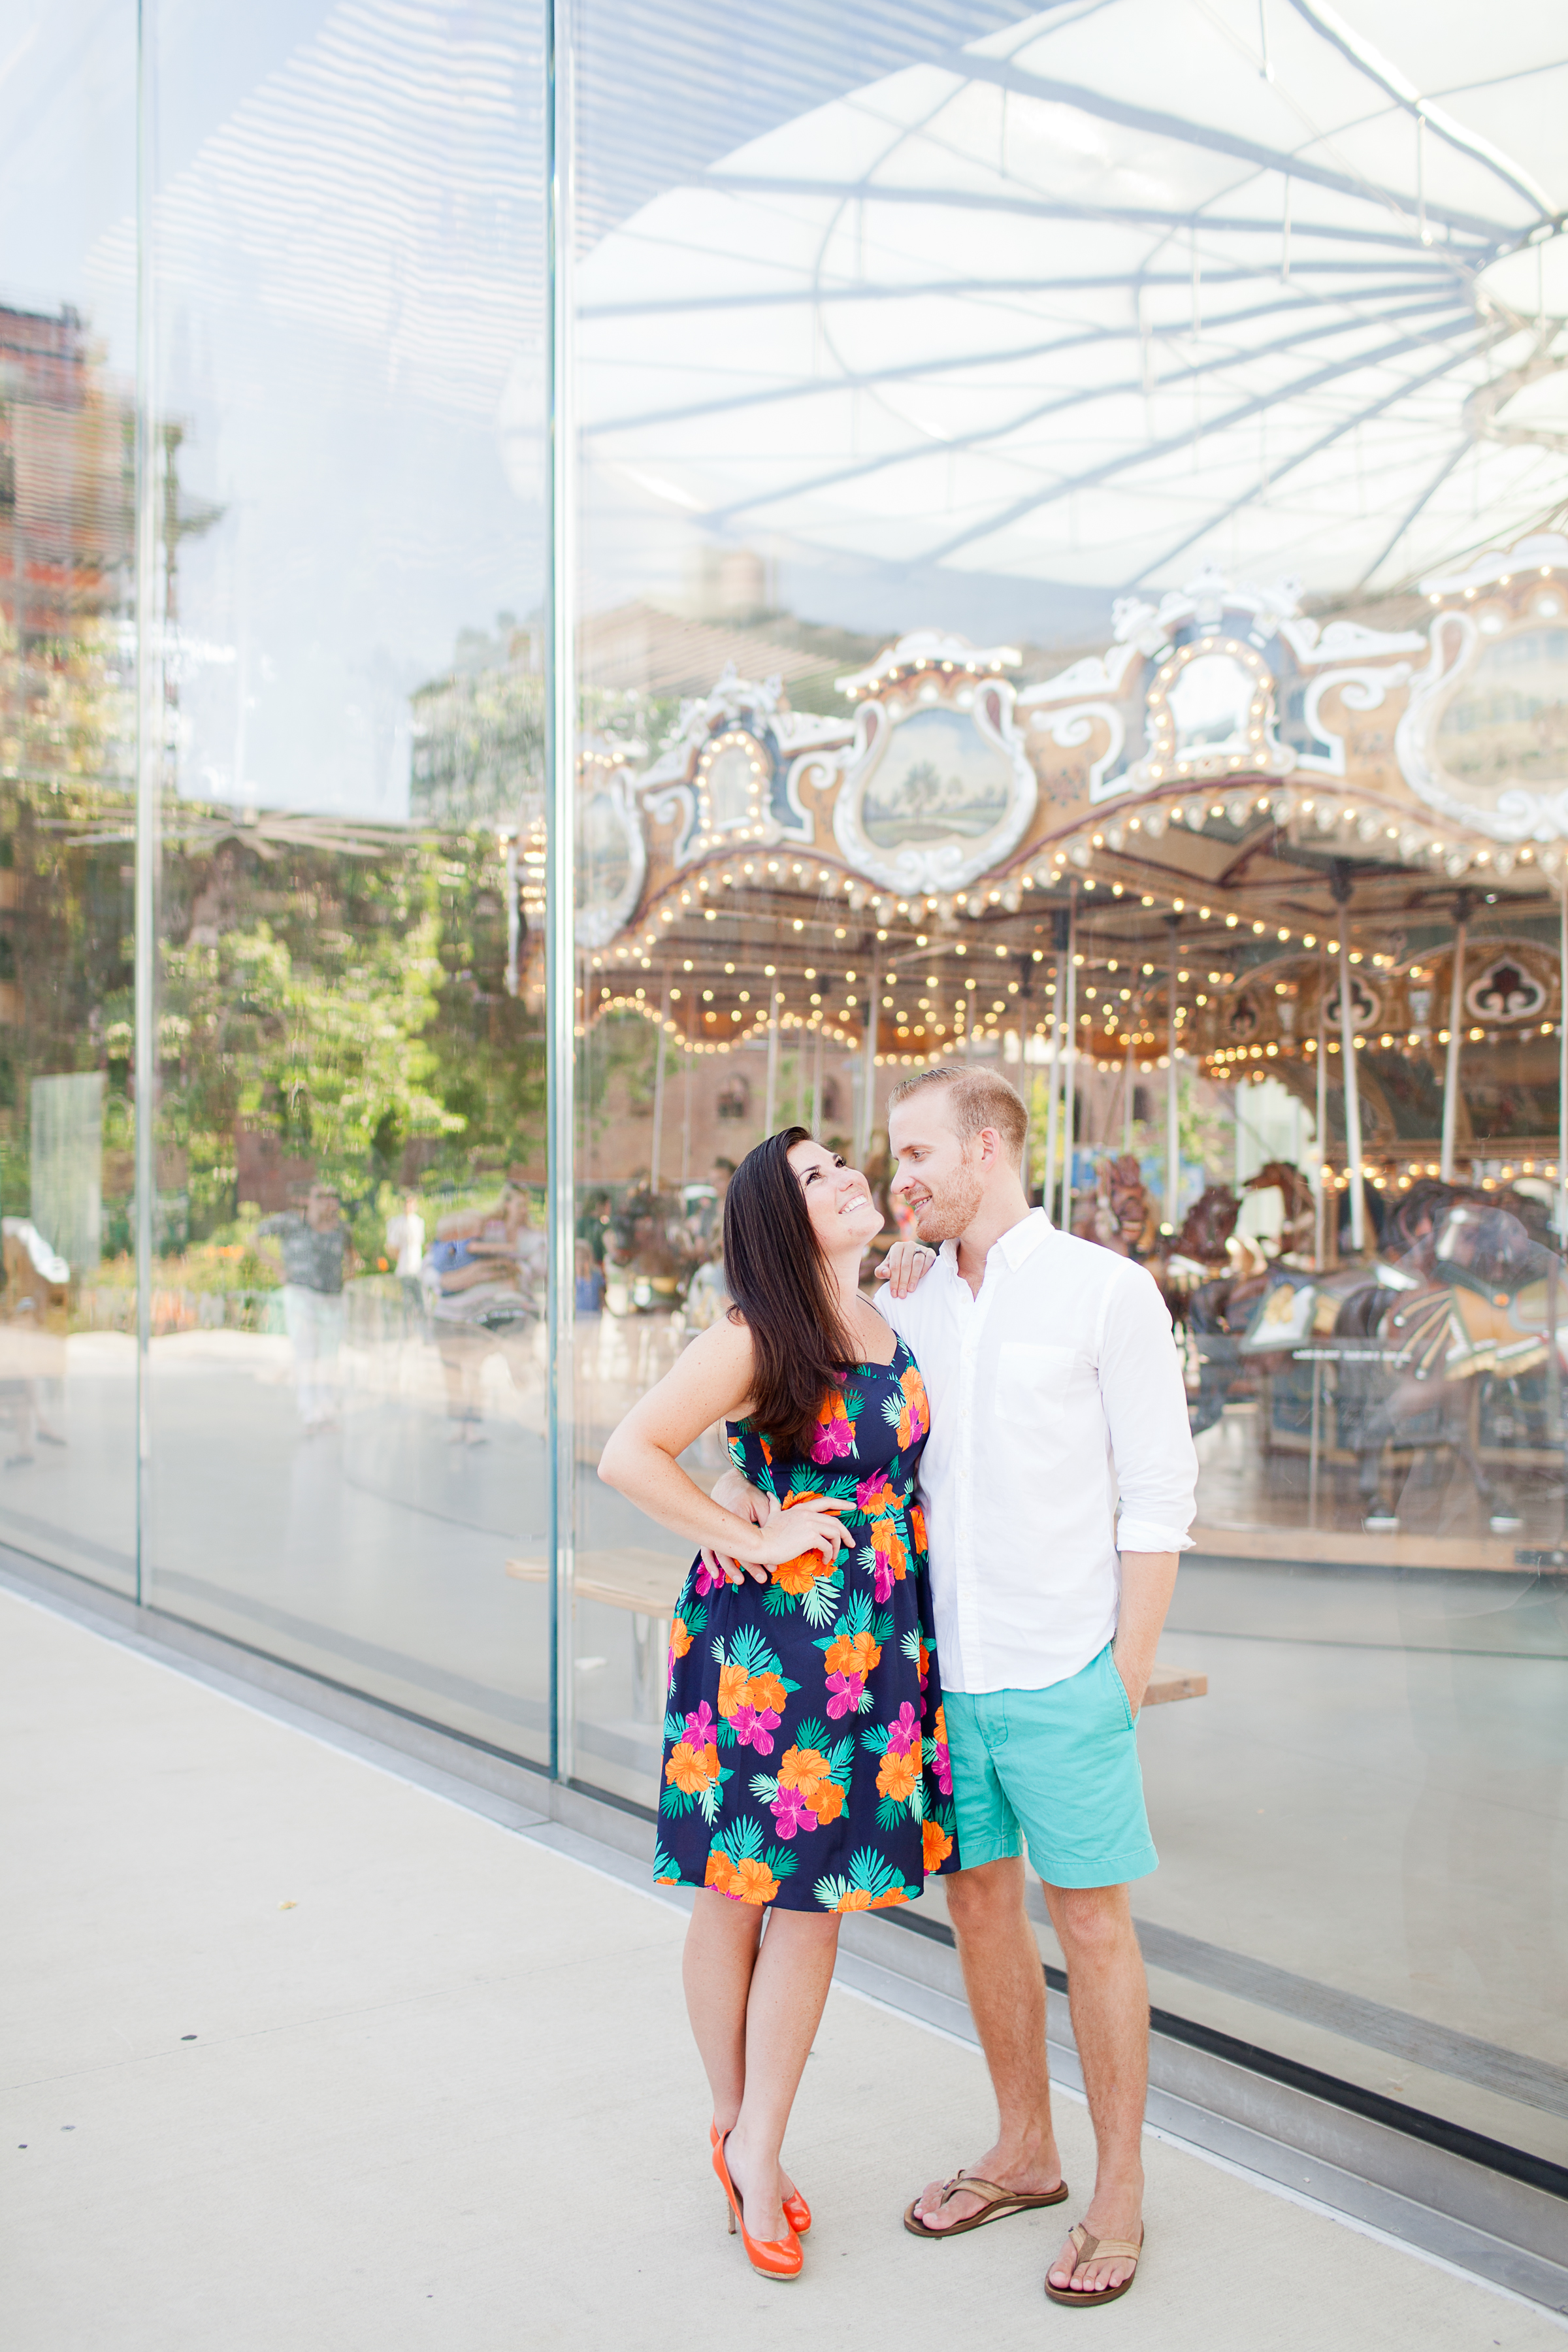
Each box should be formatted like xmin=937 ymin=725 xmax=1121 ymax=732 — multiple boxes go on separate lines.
xmin=1097 ymin=1261 xmax=1198 ymax=1554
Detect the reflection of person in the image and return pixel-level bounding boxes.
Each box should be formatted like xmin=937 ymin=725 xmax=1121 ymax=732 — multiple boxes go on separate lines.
xmin=598 ymin=1128 xmax=958 ymax=2282
xmin=0 ymin=1217 xmax=71 ymax=1465
xmin=715 ymin=1068 xmax=1196 ymax=2308
xmin=424 ymin=1184 xmax=536 ymax=1442
xmin=385 ymin=1194 xmax=426 ymax=1324
xmin=255 ymin=1185 xmax=357 ymax=1433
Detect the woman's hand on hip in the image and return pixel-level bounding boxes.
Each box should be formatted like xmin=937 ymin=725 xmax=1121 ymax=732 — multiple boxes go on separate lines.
xmin=702 ymin=1480 xmax=774 ymax=1586
xmin=737 ymin=1495 xmax=849 ymax=1571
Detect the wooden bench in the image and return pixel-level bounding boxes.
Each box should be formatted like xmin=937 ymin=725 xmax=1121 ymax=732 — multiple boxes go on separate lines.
xmin=505 ymin=1553 xmax=1206 ymax=1709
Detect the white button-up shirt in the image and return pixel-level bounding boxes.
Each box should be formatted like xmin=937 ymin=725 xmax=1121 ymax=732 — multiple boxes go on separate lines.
xmin=877 ymin=1209 xmax=1197 ymax=1695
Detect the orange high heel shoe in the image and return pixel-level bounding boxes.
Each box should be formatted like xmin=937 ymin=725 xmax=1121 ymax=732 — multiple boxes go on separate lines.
xmin=711 ymin=2118 xmax=811 ymax=2235
xmin=713 ymin=2129 xmax=802 ymax=2281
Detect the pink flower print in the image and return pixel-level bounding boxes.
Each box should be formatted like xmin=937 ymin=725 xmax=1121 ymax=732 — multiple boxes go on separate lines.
xmin=809 ymin=1391 xmax=855 ymax=1464
xmin=728 ymin=1701 xmax=780 ymax=1756
xmin=682 ymin=1701 xmax=716 ymax=1747
xmin=693 ymin=1558 xmax=725 ymax=1599
xmin=934 ymin=1739 xmax=953 ymax=1797
xmin=885 ymin=1701 xmax=921 ymax=1757
xmin=771 ymin=1784 xmax=815 ymax=1839
xmin=825 ymin=1669 xmax=866 ymax=1720
xmin=855 ymin=1472 xmax=900 ymax=1515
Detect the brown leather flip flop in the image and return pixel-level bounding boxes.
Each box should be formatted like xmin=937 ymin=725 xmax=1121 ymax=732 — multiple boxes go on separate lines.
xmin=1044 ymin=2223 xmax=1144 ymax=2306
xmin=903 ymin=2170 xmax=1070 ymax=2239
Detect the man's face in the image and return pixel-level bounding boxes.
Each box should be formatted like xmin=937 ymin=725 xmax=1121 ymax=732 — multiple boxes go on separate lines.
xmin=888 ymin=1094 xmax=984 ymax=1243
xmin=306 ymin=1188 xmax=340 ymax=1232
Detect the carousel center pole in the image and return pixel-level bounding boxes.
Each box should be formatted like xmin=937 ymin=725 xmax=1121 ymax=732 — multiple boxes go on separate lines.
xmin=764 ymin=986 xmax=781 ymax=1139
xmin=1330 ymin=861 xmax=1365 ymax=1254
xmin=1059 ymin=888 xmax=1079 ymax=1232
xmin=680 ymin=995 xmax=694 ymax=1187
xmin=1016 ymin=955 xmax=1032 ymax=1194
xmin=1314 ymin=946 xmax=1328 ymax=1264
xmin=650 ymin=972 xmax=670 ymax=1186
xmin=857 ymin=941 xmax=879 ymax=1164
xmin=1440 ymin=890 xmax=1474 ymax=1184
xmin=1043 ymin=907 xmax=1067 ymax=1222
xmin=1164 ymin=913 xmax=1181 ymax=1234
xmin=1559 ymin=881 xmax=1567 ymax=1249
xmin=811 ymin=1019 xmax=825 ymax=1136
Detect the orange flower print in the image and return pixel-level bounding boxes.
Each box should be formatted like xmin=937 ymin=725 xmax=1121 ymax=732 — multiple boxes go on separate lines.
xmin=825 ymin=1627 xmax=881 ymax=1681
xmin=669 ymin=1616 xmax=693 ymax=1660
xmin=869 ymin=1885 xmax=909 ymax=1909
xmin=836 ymin=1887 xmax=874 ymax=1911
xmin=876 ymin=1744 xmax=921 ymax=1805
xmin=666 ymin=1740 xmax=719 ymax=1797
xmin=909 ymin=1501 xmax=927 ymax=1553
xmin=778 ymin=1744 xmax=832 ymax=1798
xmin=917 ymin=1638 xmax=930 ymax=1688
xmin=772 ymin=1550 xmax=824 ymax=1595
xmin=811 ymin=1778 xmax=846 ymax=1825
xmin=729 ymin=1856 xmax=781 ymax=1906
xmin=895 ymin=1366 xmax=930 ymax=1448
xmin=705 ymin=1849 xmax=736 ymax=1893
xmin=870 ymin=1515 xmax=908 ymax=1603
xmin=742 ymin=1671 xmax=788 ymax=1716
xmin=716 ymin=1659 xmax=749 ymax=1719
xmin=923 ymin=1818 xmax=954 ymax=1872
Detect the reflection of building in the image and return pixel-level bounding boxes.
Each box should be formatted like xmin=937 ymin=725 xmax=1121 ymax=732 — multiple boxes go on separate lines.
xmin=0 ymin=304 xmax=131 ymax=645
xmin=409 ymin=623 xmax=544 ymax=826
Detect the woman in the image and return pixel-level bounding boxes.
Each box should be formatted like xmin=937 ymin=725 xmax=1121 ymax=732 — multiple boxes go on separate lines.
xmin=598 ymin=1128 xmax=957 ymax=2281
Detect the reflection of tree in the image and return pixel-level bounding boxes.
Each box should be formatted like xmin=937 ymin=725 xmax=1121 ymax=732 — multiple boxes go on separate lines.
xmin=900 ymin=756 xmax=941 ymax=812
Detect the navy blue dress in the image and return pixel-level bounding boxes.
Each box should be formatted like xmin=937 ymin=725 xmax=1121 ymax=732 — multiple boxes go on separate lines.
xmin=655 ymin=1339 xmax=960 ymax=1912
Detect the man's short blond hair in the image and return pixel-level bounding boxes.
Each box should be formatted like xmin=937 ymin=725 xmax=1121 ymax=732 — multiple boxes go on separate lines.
xmin=887 ymin=1065 xmax=1028 ymax=1163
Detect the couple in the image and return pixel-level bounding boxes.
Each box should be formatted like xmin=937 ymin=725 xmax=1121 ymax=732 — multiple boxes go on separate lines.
xmin=598 ymin=1065 xmax=1198 ymax=2303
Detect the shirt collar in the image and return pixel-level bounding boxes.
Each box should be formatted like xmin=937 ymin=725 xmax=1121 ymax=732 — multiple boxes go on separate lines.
xmin=996 ymin=1207 xmax=1052 ymax=1270
xmin=938 ymin=1205 xmax=1051 ymax=1279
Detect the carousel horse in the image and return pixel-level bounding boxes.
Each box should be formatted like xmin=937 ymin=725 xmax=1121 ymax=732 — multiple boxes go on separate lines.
xmin=1071 ymin=1154 xmax=1159 ymax=1258
xmin=1248 ymin=1181 xmax=1560 ymax=1520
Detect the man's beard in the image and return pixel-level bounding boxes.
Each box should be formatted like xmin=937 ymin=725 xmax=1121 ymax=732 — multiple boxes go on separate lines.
xmin=910 ymin=1162 xmax=984 ymax=1243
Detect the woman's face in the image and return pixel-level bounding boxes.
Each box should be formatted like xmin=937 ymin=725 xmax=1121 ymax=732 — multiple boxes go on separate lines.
xmin=787 ymin=1139 xmax=884 ymax=1254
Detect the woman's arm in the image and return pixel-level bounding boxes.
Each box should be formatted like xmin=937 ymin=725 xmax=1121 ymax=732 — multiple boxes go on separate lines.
xmin=598 ymin=1315 xmax=847 ymax=1570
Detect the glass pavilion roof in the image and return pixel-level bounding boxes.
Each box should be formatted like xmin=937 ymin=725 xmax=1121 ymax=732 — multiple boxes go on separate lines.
xmin=580 ymin=0 xmax=1568 ymax=602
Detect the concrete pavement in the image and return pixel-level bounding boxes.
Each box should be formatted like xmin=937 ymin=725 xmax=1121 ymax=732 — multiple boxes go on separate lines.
xmin=2 ymin=1586 xmax=1562 ymax=2351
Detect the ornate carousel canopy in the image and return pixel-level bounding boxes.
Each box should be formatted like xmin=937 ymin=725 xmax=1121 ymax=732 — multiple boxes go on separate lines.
xmin=578 ymin=536 xmax=1568 ymax=1117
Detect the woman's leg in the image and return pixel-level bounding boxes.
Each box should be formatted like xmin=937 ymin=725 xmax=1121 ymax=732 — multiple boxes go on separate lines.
xmin=682 ymin=1889 xmax=764 ymax=2135
xmin=723 ymin=1908 xmax=841 ymax=2242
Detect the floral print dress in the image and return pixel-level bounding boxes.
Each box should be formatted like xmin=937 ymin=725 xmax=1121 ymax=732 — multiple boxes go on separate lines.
xmin=656 ymin=1338 xmax=959 ymax=1912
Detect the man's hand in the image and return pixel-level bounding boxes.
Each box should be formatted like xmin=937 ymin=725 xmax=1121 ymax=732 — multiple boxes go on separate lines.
xmin=1111 ymin=1550 xmax=1179 ymax=1718
xmin=874 ymin=1238 xmax=939 ymax=1299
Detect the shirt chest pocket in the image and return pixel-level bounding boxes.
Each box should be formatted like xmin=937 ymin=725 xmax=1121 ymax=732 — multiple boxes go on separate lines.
xmin=993 ymin=1341 xmax=1080 ymax=1427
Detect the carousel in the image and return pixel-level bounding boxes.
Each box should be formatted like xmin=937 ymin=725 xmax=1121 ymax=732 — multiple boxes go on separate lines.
xmin=574 ymin=532 xmax=1568 ymax=1571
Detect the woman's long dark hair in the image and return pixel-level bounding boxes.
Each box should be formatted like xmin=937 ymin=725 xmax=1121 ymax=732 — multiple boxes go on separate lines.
xmin=723 ymin=1126 xmax=856 ymax=1456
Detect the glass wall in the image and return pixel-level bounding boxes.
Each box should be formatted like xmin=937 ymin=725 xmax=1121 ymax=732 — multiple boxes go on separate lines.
xmin=1 ymin=0 xmax=554 ymax=1761
xmin=563 ymin=0 xmax=1568 ymax=2172
xmin=4 ymin=0 xmax=1564 ymax=2184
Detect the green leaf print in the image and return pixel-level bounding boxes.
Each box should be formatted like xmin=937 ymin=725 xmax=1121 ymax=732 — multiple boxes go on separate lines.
xmin=798 ymin=1571 xmax=845 ymax=1629
xmin=660 ymin=1783 xmax=696 ymax=1818
xmin=696 ymin=1771 xmax=727 ymax=1828
xmin=712 ymin=1815 xmax=799 ymax=1880
xmin=749 ymin=1772 xmax=781 ymax=1805
xmin=662 ymin=1709 xmax=686 ymax=1744
xmin=812 ymin=1846 xmax=904 ymax=1910
xmin=653 ymin=1843 xmax=681 ymax=1881
xmin=790 ymin=1715 xmax=833 ymax=1757
xmin=860 ymin=1722 xmax=891 ymax=1757
xmin=787 ymin=1465 xmax=857 ymax=1504
xmin=874 ymin=1795 xmax=906 ymax=1835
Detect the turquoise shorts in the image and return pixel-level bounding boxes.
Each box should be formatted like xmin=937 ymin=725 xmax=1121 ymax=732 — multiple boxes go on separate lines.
xmin=943 ymin=1644 xmax=1158 ymax=1890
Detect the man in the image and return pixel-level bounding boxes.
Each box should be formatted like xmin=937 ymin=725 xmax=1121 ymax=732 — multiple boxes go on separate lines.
xmin=385 ymin=1192 xmax=426 ymax=1330
xmin=713 ymin=1066 xmax=1196 ymax=2304
xmin=255 ymin=1184 xmax=356 ymax=1433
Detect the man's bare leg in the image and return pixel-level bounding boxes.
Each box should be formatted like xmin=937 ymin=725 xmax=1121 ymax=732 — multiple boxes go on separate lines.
xmin=911 ymin=1857 xmax=1064 ymax=2229
xmin=1041 ymin=1881 xmax=1147 ymax=2296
